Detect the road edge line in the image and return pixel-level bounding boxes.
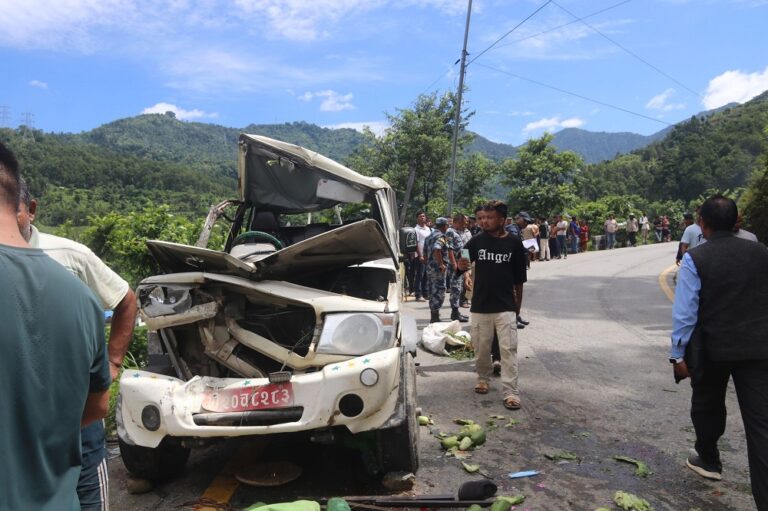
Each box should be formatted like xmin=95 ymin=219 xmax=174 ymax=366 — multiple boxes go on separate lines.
xmin=658 ymin=265 xmax=677 ymax=302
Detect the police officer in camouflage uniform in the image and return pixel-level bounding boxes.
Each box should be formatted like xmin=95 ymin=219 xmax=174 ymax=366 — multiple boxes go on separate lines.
xmin=446 ymin=213 xmax=469 ymax=323
xmin=425 ymin=217 xmax=451 ymax=323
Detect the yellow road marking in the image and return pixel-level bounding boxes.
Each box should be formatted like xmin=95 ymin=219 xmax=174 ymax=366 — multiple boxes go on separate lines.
xmin=195 ymin=440 xmax=266 ymax=510
xmin=659 ymin=265 xmax=677 ymax=302
xmin=195 ymin=461 xmax=239 ymax=511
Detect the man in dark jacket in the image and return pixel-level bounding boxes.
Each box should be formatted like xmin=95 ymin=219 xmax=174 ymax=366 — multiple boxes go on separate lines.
xmin=670 ymin=195 xmax=768 ymax=510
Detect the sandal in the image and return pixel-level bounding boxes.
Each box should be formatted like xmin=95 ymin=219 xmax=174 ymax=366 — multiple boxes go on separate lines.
xmin=503 ymin=396 xmax=521 ymax=410
xmin=474 ymin=381 xmax=489 ymax=395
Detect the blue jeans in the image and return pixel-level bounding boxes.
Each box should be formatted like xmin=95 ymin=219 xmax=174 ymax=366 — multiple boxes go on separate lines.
xmin=606 ymin=232 xmax=616 ymax=249
xmin=413 ymin=257 xmax=428 ymax=299
xmin=556 ymin=235 xmax=567 ymax=257
xmin=570 ymin=235 xmax=579 ymax=254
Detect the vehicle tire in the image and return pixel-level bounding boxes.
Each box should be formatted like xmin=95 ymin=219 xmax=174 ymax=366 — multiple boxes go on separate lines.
xmin=118 ymin=437 xmax=191 ymax=482
xmin=375 ymin=351 xmax=419 ymax=473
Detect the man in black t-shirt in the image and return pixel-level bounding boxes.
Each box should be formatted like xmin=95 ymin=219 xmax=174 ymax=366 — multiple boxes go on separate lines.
xmin=459 ymin=200 xmax=527 ymax=410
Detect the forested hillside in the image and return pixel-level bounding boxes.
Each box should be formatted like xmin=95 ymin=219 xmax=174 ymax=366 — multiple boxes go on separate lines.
xmin=576 ymin=91 xmax=768 ymax=203
xmin=3 ymin=90 xmax=767 ymax=240
xmin=73 ymin=113 xmax=366 ymax=166
xmin=0 ymin=128 xmax=236 ymax=226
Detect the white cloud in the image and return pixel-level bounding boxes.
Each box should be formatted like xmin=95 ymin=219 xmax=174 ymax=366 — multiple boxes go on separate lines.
xmin=487 ymin=17 xmax=633 ymax=61
xmin=28 ymin=80 xmax=48 ymax=89
xmin=523 ymin=116 xmax=584 ymax=134
xmin=299 ymin=90 xmax=356 ymax=112
xmin=702 ymin=66 xmax=768 ymax=109
xmin=324 ymin=121 xmax=389 ymax=136
xmin=141 ymin=102 xmax=218 ymax=120
xmin=646 ymin=88 xmax=687 ymax=112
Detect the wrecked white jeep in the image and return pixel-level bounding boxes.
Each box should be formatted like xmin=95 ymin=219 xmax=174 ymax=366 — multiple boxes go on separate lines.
xmin=117 ymin=135 xmax=420 ymax=480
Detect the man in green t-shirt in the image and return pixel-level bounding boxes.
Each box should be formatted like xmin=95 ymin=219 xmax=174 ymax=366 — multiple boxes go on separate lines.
xmin=0 ymin=141 xmax=111 ymax=511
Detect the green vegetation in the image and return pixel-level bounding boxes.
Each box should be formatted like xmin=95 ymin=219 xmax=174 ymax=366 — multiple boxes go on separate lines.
xmin=0 ymin=87 xmax=765 ymax=300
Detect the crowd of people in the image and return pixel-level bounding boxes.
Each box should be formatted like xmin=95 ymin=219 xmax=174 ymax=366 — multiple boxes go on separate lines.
xmin=409 ymin=197 xmax=767 ymax=510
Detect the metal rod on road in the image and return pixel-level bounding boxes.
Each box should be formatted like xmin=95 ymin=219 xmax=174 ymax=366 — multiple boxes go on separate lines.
xmin=447 ymin=0 xmax=473 ymax=217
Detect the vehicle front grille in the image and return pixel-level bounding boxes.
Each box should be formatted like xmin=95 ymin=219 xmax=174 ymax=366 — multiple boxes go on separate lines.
xmin=192 ymin=407 xmax=304 ymax=426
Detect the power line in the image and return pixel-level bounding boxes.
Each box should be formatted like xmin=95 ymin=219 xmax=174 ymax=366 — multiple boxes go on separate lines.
xmin=474 ymin=62 xmax=672 ymax=126
xmin=551 ymin=0 xmax=702 ymax=99
xmin=493 ymin=0 xmax=633 ymax=50
xmin=419 ymin=63 xmax=458 ymax=96
xmin=468 ymin=0 xmax=553 ymax=66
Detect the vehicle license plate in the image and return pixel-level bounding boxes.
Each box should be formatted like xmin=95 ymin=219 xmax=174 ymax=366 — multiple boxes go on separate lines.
xmin=201 ymin=383 xmax=294 ymax=413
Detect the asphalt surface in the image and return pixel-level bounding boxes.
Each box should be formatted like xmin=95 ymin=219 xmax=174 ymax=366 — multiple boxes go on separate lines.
xmin=108 ymin=242 xmax=757 ymax=511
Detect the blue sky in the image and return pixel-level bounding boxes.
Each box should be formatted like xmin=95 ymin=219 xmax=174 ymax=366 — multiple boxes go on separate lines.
xmin=2 ymin=0 xmax=767 ymax=145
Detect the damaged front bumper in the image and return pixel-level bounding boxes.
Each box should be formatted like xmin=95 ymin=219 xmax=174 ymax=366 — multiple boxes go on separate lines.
xmin=118 ymin=347 xmax=403 ymax=448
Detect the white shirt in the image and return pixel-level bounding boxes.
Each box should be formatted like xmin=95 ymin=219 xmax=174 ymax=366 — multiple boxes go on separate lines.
xmin=29 ymin=226 xmax=129 ymax=310
xmin=680 ymin=223 xmax=705 ymax=249
xmin=556 ymin=220 xmax=568 ymax=235
xmin=734 ymin=229 xmax=758 ymax=242
xmin=415 ymin=224 xmax=431 ymax=255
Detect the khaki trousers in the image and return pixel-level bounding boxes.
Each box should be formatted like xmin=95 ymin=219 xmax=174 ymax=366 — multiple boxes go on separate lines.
xmin=472 ymin=311 xmax=519 ymax=398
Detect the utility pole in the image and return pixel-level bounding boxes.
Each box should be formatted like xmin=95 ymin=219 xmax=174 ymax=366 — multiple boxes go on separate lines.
xmin=447 ymin=0 xmax=473 ymax=217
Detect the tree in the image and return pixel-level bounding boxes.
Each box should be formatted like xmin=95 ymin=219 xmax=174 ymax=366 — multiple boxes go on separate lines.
xmin=453 ymin=153 xmax=499 ymax=212
xmin=81 ymin=205 xmax=226 ymax=287
xmin=499 ymin=134 xmax=583 ymax=217
xmin=741 ymin=127 xmax=768 ymax=242
xmin=346 ymin=92 xmax=473 ymax=226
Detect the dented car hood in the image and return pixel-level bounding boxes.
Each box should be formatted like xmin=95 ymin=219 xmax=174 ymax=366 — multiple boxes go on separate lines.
xmin=147 ymin=219 xmax=397 ymax=279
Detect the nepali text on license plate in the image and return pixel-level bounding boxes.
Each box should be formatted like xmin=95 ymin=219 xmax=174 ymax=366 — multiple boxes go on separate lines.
xmin=201 ymin=383 xmax=294 ymax=413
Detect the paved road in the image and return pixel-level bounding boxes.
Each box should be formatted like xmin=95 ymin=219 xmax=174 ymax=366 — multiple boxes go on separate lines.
xmin=108 ymin=242 xmax=756 ymax=510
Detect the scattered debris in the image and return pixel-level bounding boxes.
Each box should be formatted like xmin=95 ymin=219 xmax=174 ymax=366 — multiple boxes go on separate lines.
xmin=613 ymin=456 xmax=652 ymax=477
xmin=503 ymin=419 xmax=520 ymax=428
xmin=244 ymin=501 xmax=321 ymax=511
xmin=462 ymin=462 xmax=481 ymax=473
xmin=490 ymin=495 xmax=526 ymax=511
xmin=614 ymin=491 xmax=654 ymax=511
xmin=325 ymin=498 xmax=351 ymax=511
xmin=573 ymin=432 xmax=591 ymax=438
xmin=418 ymin=415 xmax=434 ymax=426
xmin=381 ymin=472 xmax=416 ymax=491
xmin=458 ymin=423 xmax=487 ymax=446
xmin=545 ymin=451 xmax=578 ymax=461
xmin=508 ymin=470 xmax=539 ymax=479
xmin=453 ymin=418 xmax=476 ymax=426
xmin=459 ymin=437 xmax=474 ymax=451
xmin=441 ymin=436 xmax=460 ymax=450
xmin=489 ymin=415 xmax=507 ymax=420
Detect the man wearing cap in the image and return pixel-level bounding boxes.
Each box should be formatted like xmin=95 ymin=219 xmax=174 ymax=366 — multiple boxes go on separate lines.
xmin=446 ymin=214 xmax=469 ymax=323
xmin=424 ymin=217 xmax=452 ymax=323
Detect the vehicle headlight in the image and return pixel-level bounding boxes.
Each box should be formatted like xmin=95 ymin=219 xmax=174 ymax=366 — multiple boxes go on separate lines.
xmin=137 ymin=284 xmax=193 ymax=317
xmin=316 ymin=313 xmax=397 ymax=355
